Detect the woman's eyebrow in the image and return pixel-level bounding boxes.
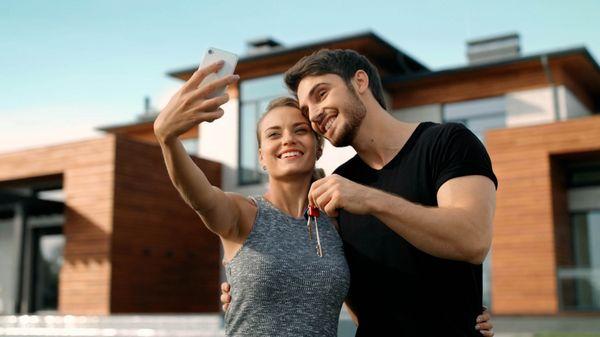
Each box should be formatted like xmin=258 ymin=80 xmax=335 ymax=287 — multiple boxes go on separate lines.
xmin=264 ymin=126 xmax=282 ymax=133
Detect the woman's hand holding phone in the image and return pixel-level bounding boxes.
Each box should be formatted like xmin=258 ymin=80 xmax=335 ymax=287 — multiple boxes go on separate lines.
xmin=154 ymin=60 xmax=239 ymax=144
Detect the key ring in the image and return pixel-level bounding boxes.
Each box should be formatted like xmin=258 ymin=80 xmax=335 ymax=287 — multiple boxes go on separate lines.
xmin=304 ymin=205 xmax=323 ymax=257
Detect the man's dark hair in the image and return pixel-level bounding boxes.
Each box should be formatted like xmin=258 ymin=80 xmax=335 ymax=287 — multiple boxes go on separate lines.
xmin=284 ymin=49 xmax=387 ymax=109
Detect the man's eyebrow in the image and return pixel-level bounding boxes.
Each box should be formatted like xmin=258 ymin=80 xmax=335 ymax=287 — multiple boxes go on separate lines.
xmin=307 ymin=82 xmax=327 ymax=100
xmin=299 ymin=82 xmax=327 ymax=117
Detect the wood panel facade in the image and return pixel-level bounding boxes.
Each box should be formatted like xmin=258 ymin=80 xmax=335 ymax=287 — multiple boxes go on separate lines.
xmin=0 ymin=135 xmax=221 ymax=314
xmin=110 ymin=137 xmax=221 ymax=313
xmin=486 ymin=115 xmax=600 ymax=314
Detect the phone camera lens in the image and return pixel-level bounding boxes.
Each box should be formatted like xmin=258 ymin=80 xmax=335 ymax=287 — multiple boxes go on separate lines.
xmin=208 ymin=49 xmax=213 ymax=54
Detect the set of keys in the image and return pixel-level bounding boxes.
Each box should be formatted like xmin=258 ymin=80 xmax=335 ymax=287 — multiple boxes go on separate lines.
xmin=304 ymin=205 xmax=323 ymax=257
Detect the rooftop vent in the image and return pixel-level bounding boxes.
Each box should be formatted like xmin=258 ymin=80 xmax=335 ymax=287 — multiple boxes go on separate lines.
xmin=467 ymin=33 xmax=521 ymax=65
xmin=137 ymin=96 xmax=157 ymax=121
xmin=246 ymin=37 xmax=283 ymax=55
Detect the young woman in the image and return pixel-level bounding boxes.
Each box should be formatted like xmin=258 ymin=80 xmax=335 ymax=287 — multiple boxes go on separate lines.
xmin=154 ymin=62 xmax=494 ymax=337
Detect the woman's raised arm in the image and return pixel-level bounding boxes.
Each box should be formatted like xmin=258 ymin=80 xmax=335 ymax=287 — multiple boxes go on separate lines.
xmin=154 ymin=61 xmax=242 ymax=239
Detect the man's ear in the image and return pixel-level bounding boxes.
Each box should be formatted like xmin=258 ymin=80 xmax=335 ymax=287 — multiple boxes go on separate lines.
xmin=353 ymin=70 xmax=370 ymax=95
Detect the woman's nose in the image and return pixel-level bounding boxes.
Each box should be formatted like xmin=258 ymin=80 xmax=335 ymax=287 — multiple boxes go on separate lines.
xmin=282 ymin=130 xmax=296 ymax=145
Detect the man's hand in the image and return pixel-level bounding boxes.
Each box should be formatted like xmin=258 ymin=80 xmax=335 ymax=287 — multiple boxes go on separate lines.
xmin=475 ymin=307 xmax=494 ymax=336
xmin=220 ymin=282 xmax=231 ymax=312
xmin=308 ymin=174 xmax=374 ymax=217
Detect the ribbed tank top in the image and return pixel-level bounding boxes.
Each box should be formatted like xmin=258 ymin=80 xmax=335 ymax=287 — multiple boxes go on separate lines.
xmin=224 ymin=196 xmax=350 ymax=337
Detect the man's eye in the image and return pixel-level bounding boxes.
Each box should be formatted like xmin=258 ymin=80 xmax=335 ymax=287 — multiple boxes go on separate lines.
xmin=268 ymin=133 xmax=280 ymax=138
xmin=319 ymin=90 xmax=326 ymax=98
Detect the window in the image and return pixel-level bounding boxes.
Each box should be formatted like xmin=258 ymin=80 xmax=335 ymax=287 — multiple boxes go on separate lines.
xmin=0 ymin=210 xmax=19 ymax=314
xmin=31 ymin=227 xmax=64 ymax=313
xmin=0 ymin=183 xmax=64 ymax=314
xmin=558 ymin=161 xmax=600 ymax=311
xmin=238 ymin=74 xmax=289 ymax=185
xmin=443 ymin=96 xmax=506 ymax=141
xmin=559 ymin=211 xmax=600 ymax=311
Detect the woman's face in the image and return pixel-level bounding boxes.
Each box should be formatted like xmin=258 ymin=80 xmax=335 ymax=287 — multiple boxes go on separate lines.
xmin=258 ymin=106 xmax=318 ymax=180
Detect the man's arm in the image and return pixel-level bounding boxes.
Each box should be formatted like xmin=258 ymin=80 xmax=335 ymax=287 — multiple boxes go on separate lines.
xmin=309 ymin=174 xmax=496 ymax=264
xmin=368 ymin=175 xmax=495 ymax=264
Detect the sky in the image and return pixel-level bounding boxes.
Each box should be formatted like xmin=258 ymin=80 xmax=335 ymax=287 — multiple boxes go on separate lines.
xmin=1 ymin=0 xmax=599 ymax=153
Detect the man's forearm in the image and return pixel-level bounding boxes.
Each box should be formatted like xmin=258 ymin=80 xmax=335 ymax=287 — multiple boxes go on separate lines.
xmin=366 ymin=188 xmax=491 ymax=264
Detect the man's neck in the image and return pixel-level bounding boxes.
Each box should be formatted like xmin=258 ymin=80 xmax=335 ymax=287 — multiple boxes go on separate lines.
xmin=351 ymin=105 xmax=419 ymax=170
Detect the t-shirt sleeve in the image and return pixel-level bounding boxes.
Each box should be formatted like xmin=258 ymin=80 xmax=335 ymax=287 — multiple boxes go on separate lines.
xmin=433 ymin=123 xmax=498 ymax=192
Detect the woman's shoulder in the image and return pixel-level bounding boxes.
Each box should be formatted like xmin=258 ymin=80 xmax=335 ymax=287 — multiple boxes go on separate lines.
xmin=223 ymin=193 xmax=258 ymax=240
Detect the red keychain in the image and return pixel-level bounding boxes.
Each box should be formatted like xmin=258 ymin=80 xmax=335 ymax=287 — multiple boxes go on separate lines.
xmin=306 ymin=205 xmax=323 ymax=257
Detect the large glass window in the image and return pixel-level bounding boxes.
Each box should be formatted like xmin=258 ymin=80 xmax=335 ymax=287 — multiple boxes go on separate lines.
xmin=559 ymin=211 xmax=600 ymax=310
xmin=0 ymin=184 xmax=64 ymax=314
xmin=239 ymin=74 xmax=289 ymax=185
xmin=31 ymin=227 xmax=64 ymax=313
xmin=559 ymin=161 xmax=600 ymax=311
xmin=0 ymin=210 xmax=19 ymax=314
xmin=443 ymin=96 xmax=506 ymax=141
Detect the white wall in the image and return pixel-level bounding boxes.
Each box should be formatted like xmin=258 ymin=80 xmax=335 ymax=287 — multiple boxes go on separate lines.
xmin=392 ymin=104 xmax=442 ymax=123
xmin=506 ymin=86 xmax=591 ymax=127
xmin=196 ymin=98 xmax=266 ymax=196
xmin=317 ymin=143 xmax=357 ymax=176
xmin=505 ymin=87 xmax=556 ymax=127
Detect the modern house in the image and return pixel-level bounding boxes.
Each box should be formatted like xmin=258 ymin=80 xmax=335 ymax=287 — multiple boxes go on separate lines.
xmin=1 ymin=31 xmax=599 ymax=335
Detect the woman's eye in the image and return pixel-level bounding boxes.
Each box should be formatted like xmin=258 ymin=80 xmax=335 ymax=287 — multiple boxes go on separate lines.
xmin=295 ymin=128 xmax=308 ymax=134
xmin=268 ymin=133 xmax=280 ymax=138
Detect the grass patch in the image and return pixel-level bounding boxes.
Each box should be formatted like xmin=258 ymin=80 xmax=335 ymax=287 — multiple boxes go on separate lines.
xmin=535 ymin=333 xmax=600 ymax=337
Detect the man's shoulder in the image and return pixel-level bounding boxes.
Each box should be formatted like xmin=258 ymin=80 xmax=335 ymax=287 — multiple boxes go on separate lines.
xmin=332 ymin=154 xmax=362 ymax=178
xmin=421 ymin=121 xmax=468 ymax=138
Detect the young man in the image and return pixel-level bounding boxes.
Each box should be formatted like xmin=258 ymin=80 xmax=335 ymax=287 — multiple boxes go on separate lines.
xmin=224 ymin=49 xmax=497 ymax=336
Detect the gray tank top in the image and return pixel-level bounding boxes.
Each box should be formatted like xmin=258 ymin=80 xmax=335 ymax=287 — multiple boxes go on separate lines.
xmin=224 ymin=196 xmax=350 ymax=337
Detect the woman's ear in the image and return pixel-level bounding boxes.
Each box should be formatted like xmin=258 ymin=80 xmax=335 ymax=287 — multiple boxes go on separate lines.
xmin=258 ymin=148 xmax=265 ymax=170
xmin=316 ymin=146 xmax=323 ymax=160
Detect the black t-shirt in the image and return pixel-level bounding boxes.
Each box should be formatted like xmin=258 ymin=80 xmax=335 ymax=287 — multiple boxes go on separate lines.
xmin=334 ymin=122 xmax=498 ymax=337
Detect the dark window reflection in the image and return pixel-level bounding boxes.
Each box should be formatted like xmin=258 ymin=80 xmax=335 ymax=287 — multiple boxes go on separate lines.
xmin=32 ymin=231 xmax=64 ymax=312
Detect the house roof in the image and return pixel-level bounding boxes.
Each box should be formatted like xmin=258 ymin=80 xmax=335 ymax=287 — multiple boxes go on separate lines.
xmin=167 ymin=31 xmax=430 ymax=81
xmin=383 ymin=46 xmax=600 ymax=84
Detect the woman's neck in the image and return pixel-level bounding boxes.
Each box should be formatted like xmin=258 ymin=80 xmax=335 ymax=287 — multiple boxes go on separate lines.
xmin=264 ymin=173 xmax=312 ymax=218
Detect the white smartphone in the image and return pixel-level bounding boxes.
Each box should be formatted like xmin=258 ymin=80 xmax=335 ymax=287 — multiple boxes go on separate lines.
xmin=198 ymin=47 xmax=238 ymax=99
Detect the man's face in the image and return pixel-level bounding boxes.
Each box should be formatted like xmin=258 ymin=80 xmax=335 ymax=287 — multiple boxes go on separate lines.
xmin=296 ymin=74 xmax=366 ymax=147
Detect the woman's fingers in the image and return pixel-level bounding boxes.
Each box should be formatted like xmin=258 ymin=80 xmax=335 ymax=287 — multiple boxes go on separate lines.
xmin=183 ymin=61 xmax=225 ymax=93
xmin=198 ymin=93 xmax=230 ymax=112
xmin=194 ymin=109 xmax=224 ymax=123
xmin=197 ymin=74 xmax=239 ymax=98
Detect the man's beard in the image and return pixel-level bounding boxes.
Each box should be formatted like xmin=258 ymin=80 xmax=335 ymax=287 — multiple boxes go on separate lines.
xmin=330 ymin=86 xmax=366 ymax=147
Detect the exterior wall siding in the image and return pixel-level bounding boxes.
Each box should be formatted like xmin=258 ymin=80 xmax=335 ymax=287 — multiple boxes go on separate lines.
xmin=486 ymin=115 xmax=600 ymax=314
